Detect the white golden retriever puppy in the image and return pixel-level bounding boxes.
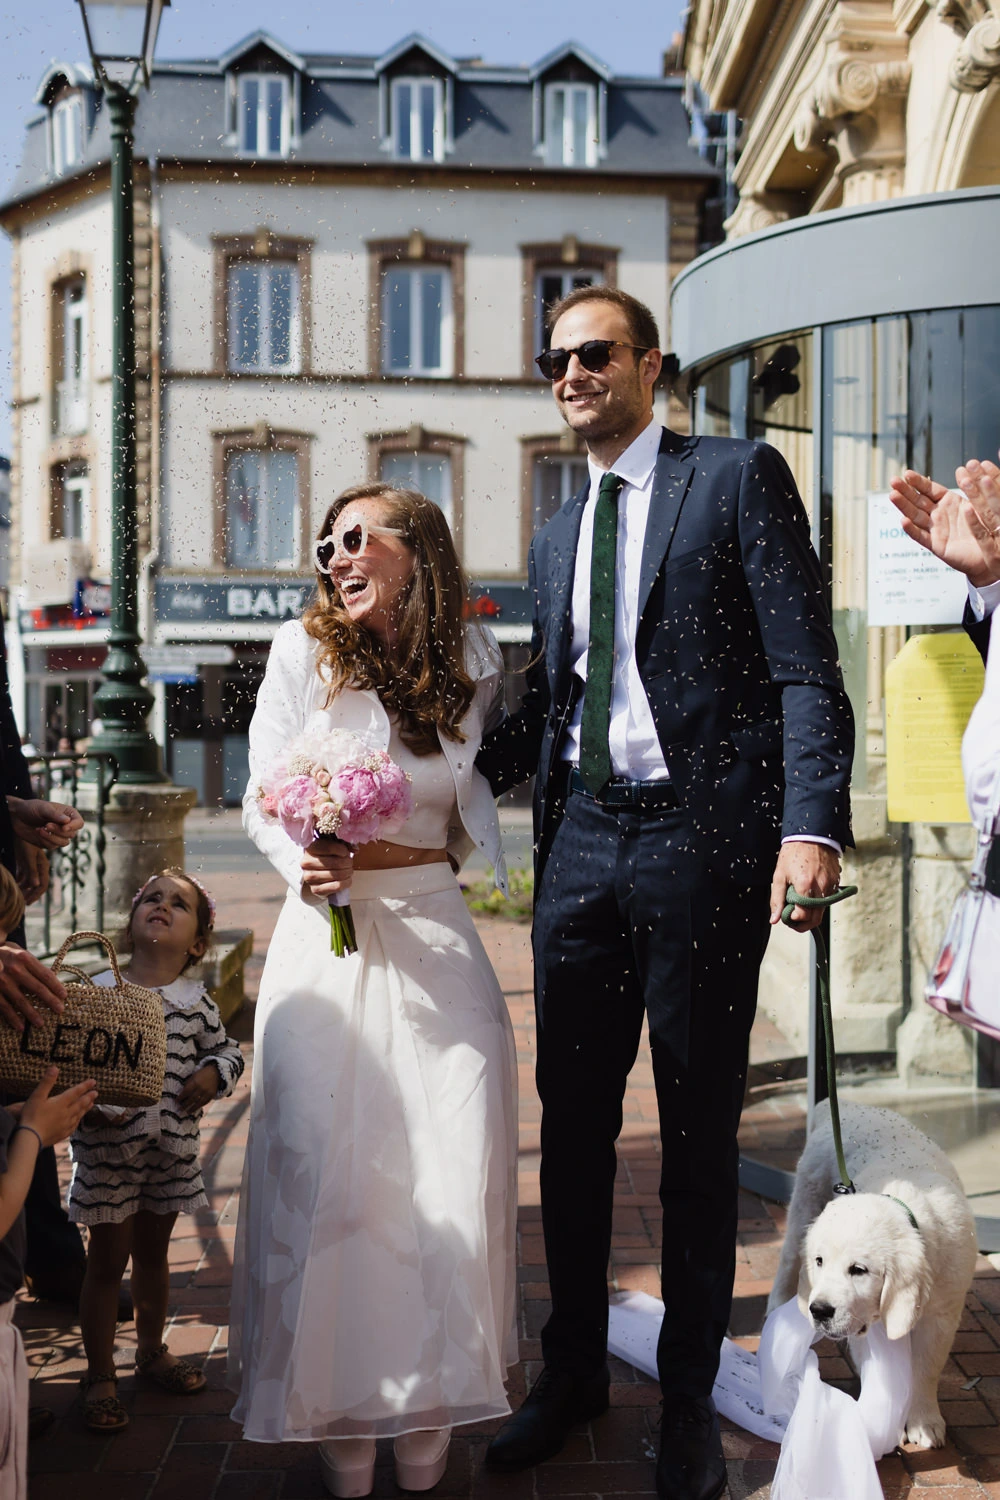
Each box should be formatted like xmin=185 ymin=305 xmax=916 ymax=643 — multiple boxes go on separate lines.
xmin=767 ymin=1100 xmax=977 ymax=1448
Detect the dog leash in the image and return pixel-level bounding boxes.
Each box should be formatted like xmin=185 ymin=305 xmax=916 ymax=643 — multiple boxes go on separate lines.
xmin=781 ymin=884 xmax=859 ymax=1195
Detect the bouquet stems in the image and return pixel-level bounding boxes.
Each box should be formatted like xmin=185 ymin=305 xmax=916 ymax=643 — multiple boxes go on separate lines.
xmin=328 ymin=899 xmax=358 ymax=958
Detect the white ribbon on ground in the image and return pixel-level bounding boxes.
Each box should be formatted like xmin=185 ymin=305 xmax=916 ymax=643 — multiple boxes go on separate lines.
xmin=607 ymin=1292 xmax=911 ymax=1500
xmin=608 ymin=1291 xmax=785 ymax=1443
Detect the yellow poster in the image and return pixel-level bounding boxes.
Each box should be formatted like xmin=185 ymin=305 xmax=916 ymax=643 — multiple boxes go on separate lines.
xmin=885 ymin=632 xmax=985 ymax=824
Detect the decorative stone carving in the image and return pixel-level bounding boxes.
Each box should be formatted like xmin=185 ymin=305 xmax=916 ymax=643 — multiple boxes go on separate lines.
xmin=938 ymin=0 xmax=1000 ymax=92
xmin=793 ymin=7 xmax=910 ymax=203
xmin=723 ymin=191 xmax=792 ymax=240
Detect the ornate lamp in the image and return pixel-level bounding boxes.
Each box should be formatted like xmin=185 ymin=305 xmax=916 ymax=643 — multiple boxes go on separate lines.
xmin=76 ymin=0 xmax=170 ymax=782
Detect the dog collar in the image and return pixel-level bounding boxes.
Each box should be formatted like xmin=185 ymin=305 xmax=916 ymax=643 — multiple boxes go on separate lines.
xmin=883 ymin=1193 xmax=920 ymax=1234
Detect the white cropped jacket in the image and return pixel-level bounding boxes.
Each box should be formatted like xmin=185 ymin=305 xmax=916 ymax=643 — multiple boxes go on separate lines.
xmin=242 ymin=619 xmax=510 ymax=898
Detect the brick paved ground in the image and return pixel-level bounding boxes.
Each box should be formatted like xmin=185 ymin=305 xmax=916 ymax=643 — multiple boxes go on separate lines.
xmin=18 ymin=858 xmax=1000 ymax=1498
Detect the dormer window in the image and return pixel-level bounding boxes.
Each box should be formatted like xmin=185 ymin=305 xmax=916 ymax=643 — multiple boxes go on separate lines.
xmin=238 ymin=73 xmax=291 ymax=157
xmin=51 ymin=93 xmax=83 ymax=175
xmin=376 ymin=37 xmax=456 ymax=162
xmin=392 ymin=78 xmax=444 ymax=162
xmin=544 ymin=83 xmax=598 ymax=168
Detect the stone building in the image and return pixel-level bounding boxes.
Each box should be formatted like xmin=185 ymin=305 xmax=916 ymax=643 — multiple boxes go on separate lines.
xmin=677 ymin=0 xmax=1000 ymax=1084
xmin=1 ymin=30 xmax=714 ymax=800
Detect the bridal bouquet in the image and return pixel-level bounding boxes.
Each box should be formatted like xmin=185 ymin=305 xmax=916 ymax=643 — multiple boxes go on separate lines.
xmin=256 ymin=728 xmax=413 ymax=956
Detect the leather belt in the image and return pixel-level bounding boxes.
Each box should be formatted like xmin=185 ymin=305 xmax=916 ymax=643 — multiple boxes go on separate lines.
xmin=568 ymin=767 xmax=680 ymax=810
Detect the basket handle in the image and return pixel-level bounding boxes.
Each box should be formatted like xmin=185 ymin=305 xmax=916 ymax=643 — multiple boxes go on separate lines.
xmin=51 ymin=931 xmax=123 ymax=989
xmin=58 ymin=965 xmax=99 ymax=985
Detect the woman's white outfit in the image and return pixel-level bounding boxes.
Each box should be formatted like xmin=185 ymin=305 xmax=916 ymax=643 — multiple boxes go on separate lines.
xmin=228 ymin=619 xmax=518 ymax=1442
xmin=961 ymin=608 xmax=1000 ymax=991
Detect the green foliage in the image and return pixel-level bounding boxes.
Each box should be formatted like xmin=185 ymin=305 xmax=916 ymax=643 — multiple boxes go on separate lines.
xmin=462 ymin=865 xmax=534 ymax=923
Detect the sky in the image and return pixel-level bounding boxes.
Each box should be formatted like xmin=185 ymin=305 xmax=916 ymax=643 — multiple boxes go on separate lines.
xmin=0 ymin=0 xmax=686 ymax=452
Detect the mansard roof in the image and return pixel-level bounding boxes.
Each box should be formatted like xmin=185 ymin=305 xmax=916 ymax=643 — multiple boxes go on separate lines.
xmin=216 ymin=31 xmax=307 ymax=74
xmin=3 ymin=33 xmax=715 ymax=213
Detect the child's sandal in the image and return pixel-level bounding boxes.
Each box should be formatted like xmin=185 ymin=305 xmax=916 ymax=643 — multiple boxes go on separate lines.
xmin=135 ymin=1342 xmax=207 ymax=1395
xmin=79 ymin=1371 xmax=129 ymax=1432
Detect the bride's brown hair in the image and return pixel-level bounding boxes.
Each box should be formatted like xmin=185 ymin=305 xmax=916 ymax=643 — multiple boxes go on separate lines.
xmin=301 ymin=483 xmax=475 ymax=755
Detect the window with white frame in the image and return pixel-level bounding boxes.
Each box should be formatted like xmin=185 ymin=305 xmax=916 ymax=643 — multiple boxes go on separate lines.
xmin=392 ymin=77 xmax=444 ymax=162
xmin=544 ymin=83 xmax=598 ymax=167
xmin=51 ymin=94 xmax=83 ymax=175
xmin=56 ymin=278 xmax=88 ymax=434
xmin=381 ymin=266 xmax=453 ymax=377
xmin=225 ymin=448 xmax=299 ymax=568
xmin=238 ymin=73 xmax=290 ymax=157
xmin=533 ymin=454 xmax=588 ymax=531
xmin=535 ymin=267 xmax=604 ymax=357
xmin=228 ymin=261 xmax=300 ymax=373
xmin=380 ymin=451 xmax=453 ymax=530
xmin=54 ymin=463 xmax=91 ymax=543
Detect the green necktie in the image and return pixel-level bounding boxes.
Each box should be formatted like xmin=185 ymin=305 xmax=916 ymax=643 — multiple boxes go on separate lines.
xmin=578 ymin=471 xmax=624 ymax=794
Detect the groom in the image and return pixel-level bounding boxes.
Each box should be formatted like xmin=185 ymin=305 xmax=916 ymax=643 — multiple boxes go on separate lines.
xmin=477 ymin=287 xmax=854 ymax=1500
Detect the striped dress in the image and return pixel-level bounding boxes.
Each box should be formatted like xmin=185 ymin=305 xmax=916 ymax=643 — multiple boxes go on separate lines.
xmin=68 ymin=973 xmax=244 ymax=1226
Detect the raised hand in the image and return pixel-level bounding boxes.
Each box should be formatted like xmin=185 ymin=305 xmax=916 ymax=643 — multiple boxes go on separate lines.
xmin=956 ymin=459 xmax=1000 ymax=581
xmin=888 ymin=470 xmax=1000 ymax=587
xmin=7 ymin=798 xmax=84 ymax=851
xmin=21 ymin=1067 xmax=98 ymax=1146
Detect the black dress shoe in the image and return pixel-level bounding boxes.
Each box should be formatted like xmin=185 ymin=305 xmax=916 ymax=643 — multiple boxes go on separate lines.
xmin=484 ymin=1365 xmax=610 ymax=1472
xmin=656 ymin=1395 xmax=727 ymax=1500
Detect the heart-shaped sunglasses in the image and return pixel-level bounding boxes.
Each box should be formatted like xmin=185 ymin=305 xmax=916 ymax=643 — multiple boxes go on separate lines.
xmin=314 ymin=518 xmax=407 ymax=575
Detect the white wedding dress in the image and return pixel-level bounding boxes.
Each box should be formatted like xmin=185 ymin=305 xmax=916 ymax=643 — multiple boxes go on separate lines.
xmin=228 ymin=626 xmax=518 ymax=1442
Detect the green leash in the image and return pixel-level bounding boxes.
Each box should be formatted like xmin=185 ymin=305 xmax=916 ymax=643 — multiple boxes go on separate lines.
xmin=781 ymin=884 xmax=859 ymax=1195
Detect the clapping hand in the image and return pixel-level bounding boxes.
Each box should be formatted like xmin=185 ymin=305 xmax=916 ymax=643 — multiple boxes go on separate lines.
xmin=888 ymin=470 xmax=1000 ymax=588
xmin=956 ymin=458 xmax=1000 ymax=579
xmin=7 ymin=798 xmax=84 ymax=851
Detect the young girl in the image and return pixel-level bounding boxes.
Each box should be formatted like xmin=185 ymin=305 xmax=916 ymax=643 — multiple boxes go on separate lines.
xmin=70 ymin=869 xmax=244 ymax=1433
xmin=0 ymin=862 xmax=98 ymax=1497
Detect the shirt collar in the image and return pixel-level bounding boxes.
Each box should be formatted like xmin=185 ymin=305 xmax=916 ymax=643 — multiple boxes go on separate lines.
xmin=587 ymin=417 xmax=661 ymax=495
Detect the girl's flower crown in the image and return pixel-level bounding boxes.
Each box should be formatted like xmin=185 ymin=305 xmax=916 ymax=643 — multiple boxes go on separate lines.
xmin=131 ymin=872 xmax=217 ymax=927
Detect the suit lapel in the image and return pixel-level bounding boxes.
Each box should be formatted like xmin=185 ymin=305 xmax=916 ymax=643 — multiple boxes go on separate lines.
xmin=637 ymin=443 xmax=696 ymax=621
xmin=543 ymin=485 xmax=588 ymax=682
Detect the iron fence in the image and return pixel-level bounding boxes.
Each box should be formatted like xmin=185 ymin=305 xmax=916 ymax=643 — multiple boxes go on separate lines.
xmin=24 ymin=752 xmax=118 ymax=956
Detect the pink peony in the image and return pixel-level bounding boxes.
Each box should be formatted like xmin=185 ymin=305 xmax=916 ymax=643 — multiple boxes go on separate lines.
xmin=276 ymin=774 xmax=318 ymax=846
xmin=330 ymin=766 xmax=383 ymax=844
xmin=374 ymin=761 xmax=413 ymax=837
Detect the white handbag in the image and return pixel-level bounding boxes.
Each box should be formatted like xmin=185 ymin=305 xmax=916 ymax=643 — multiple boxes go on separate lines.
xmin=926 ymin=761 xmax=1000 ymax=1039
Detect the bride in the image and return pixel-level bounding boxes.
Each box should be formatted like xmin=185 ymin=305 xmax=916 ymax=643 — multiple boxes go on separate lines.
xmin=228 ymin=484 xmax=518 ymax=1497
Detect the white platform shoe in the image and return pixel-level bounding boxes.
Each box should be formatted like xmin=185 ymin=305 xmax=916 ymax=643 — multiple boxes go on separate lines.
xmin=393 ymin=1428 xmax=452 ymax=1492
xmin=318 ymin=1436 xmax=377 ymax=1498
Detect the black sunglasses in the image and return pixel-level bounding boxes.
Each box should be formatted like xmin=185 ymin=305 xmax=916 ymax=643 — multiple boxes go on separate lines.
xmin=535 ymin=339 xmax=651 ymax=382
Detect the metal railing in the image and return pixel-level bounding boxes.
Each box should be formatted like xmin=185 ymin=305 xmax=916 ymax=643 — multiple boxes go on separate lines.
xmin=24 ymin=752 xmax=118 ymax=956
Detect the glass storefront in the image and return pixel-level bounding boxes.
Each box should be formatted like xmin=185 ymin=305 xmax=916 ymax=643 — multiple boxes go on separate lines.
xmin=689 ymin=305 xmax=1000 ymax=1038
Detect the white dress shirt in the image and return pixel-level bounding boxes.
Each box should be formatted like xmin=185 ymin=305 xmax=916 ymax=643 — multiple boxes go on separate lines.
xmin=562 ymin=418 xmax=840 ymax=852
xmin=968 ymin=577 xmax=1000 ymax=620
xmin=563 ymin=418 xmax=668 ymax=780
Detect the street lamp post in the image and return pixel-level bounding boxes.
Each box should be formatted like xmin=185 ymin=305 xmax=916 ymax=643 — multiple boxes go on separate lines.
xmin=76 ymin=0 xmax=169 ymax=783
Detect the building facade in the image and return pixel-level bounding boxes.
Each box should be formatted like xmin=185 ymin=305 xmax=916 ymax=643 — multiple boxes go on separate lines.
xmin=677 ymin=0 xmax=1000 ymax=1082
xmin=1 ymin=31 xmax=714 ymax=802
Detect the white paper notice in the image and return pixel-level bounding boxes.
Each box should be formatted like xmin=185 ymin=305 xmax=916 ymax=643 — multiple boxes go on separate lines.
xmin=867 ymin=491 xmax=969 ymax=627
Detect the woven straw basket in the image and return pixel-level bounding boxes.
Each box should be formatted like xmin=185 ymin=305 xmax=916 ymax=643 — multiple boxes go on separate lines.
xmin=0 ymin=932 xmax=167 ymax=1108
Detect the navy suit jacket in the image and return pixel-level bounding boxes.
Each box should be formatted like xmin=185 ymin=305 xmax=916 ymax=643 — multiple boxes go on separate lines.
xmin=477 ymin=428 xmax=855 ymax=884
xmin=965 ymin=600 xmax=991 ymax=664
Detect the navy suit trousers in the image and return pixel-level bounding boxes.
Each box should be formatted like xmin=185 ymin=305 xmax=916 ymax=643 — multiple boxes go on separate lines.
xmin=532 ymin=786 xmax=771 ymax=1396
